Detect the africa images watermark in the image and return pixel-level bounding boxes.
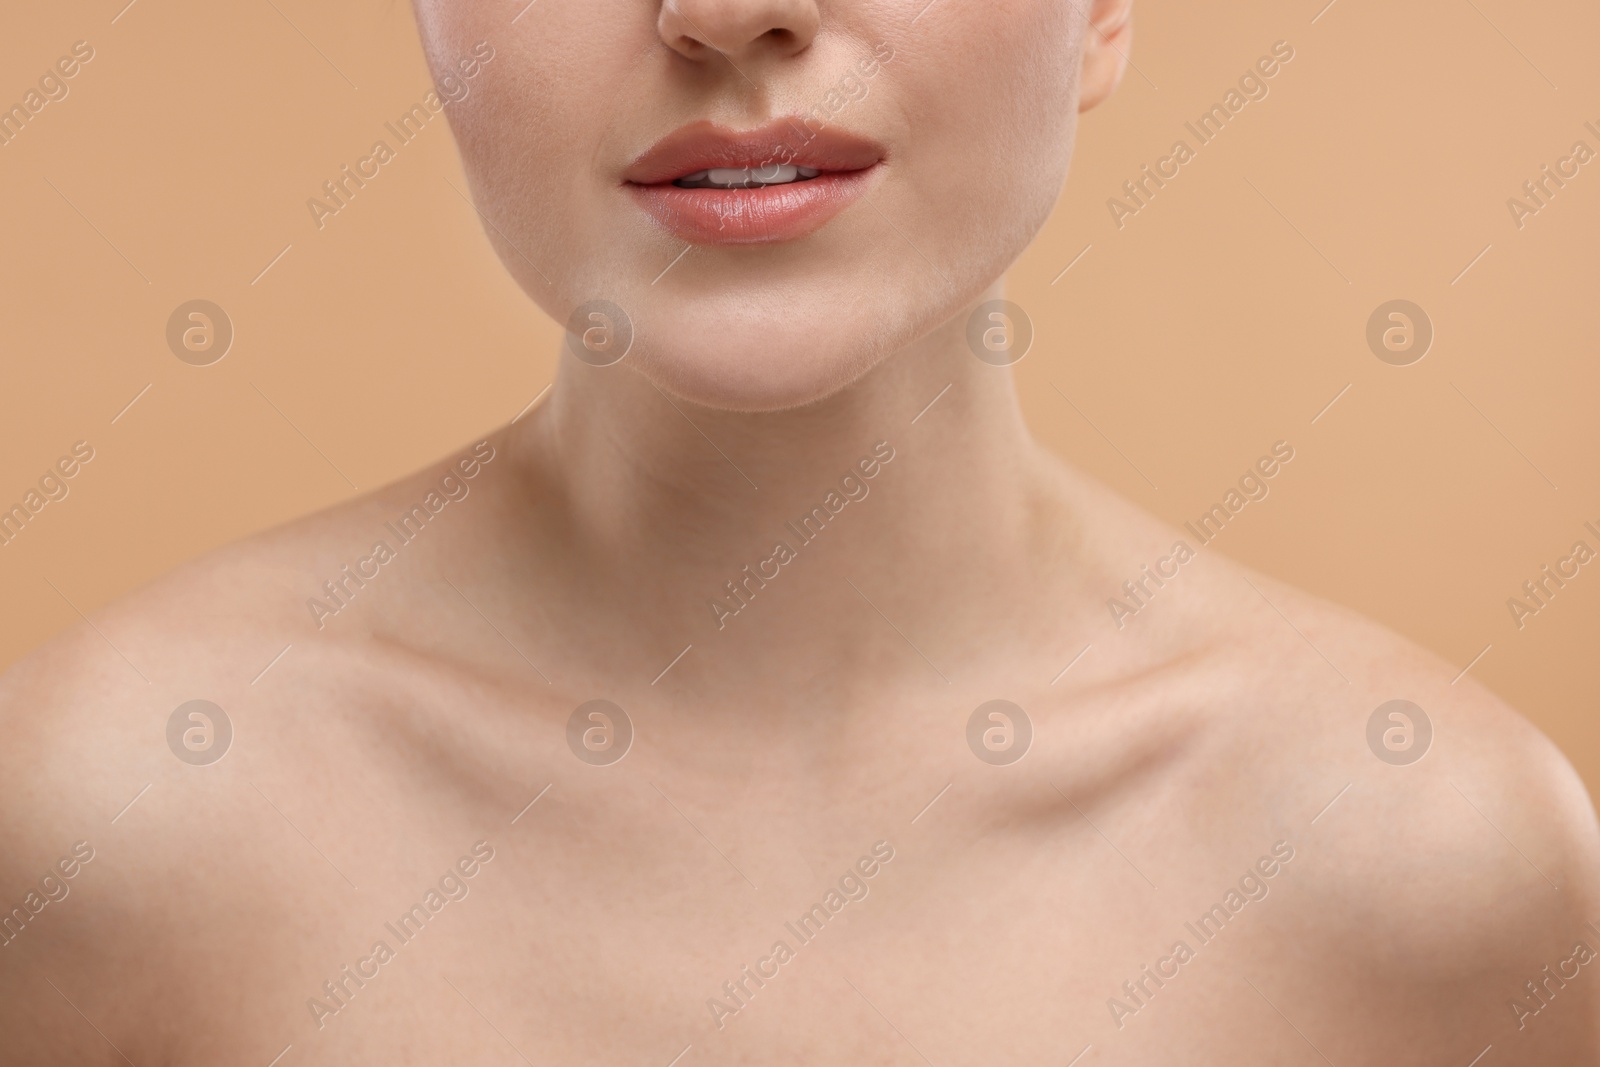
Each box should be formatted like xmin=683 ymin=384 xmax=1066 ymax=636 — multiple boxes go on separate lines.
xmin=1505 ymin=118 xmax=1600 ymax=231
xmin=0 ymin=40 xmax=96 ymax=149
xmin=306 ymin=440 xmax=497 ymax=629
xmin=1106 ymin=840 xmax=1297 ymax=1029
xmin=706 ymin=440 xmax=896 ymax=630
xmin=0 ymin=840 xmax=96 ymax=949
xmin=751 ymin=41 xmax=895 ymax=175
xmin=0 ymin=440 xmax=97 ymax=549
xmin=1507 ymin=925 xmax=1600 ymax=1032
xmin=306 ymin=41 xmax=495 ymax=230
xmin=306 ymin=840 xmax=496 ymax=1030
xmin=1107 ymin=40 xmax=1296 ymax=230
xmin=1504 ymin=519 xmax=1599 ymax=631
xmin=1107 ymin=440 xmax=1296 ymax=628
xmin=706 ymin=840 xmax=896 ymax=1030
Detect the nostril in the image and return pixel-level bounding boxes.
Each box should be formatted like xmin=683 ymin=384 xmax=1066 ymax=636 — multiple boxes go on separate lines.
xmin=671 ymin=35 xmax=715 ymax=59
xmin=758 ymin=26 xmax=812 ymax=57
xmin=657 ymin=2 xmax=821 ymax=61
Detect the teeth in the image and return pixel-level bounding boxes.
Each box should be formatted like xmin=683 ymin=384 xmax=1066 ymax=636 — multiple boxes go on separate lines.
xmin=713 ymin=165 xmax=796 ymax=186
xmin=673 ymin=164 xmax=823 ymax=188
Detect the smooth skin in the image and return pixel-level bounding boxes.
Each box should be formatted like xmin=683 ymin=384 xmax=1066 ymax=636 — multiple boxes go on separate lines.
xmin=2 ymin=0 xmax=1598 ymax=1064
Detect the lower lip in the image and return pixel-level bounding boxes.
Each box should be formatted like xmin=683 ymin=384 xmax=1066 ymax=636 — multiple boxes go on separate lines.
xmin=627 ymin=166 xmax=879 ymax=246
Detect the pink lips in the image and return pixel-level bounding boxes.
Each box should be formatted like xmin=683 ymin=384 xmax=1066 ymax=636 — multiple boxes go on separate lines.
xmin=623 ymin=119 xmax=885 ymax=245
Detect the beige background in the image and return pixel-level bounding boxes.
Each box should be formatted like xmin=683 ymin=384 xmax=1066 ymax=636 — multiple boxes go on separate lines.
xmin=1 ymin=0 xmax=1596 ymax=791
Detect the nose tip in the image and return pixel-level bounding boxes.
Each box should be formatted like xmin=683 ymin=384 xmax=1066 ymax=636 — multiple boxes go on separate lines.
xmin=658 ymin=0 xmax=821 ymax=63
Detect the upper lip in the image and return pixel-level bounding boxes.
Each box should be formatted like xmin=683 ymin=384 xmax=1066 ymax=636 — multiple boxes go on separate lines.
xmin=624 ymin=119 xmax=885 ymax=185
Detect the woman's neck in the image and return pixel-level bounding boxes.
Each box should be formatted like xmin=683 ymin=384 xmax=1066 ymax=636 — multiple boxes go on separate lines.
xmin=503 ymin=299 xmax=1078 ymax=694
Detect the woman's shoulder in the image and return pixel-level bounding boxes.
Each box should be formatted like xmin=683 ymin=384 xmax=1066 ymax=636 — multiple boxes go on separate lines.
xmin=0 ymin=442 xmax=519 ymax=1060
xmin=0 ymin=439 xmax=509 ymax=819
xmin=1151 ymin=561 xmax=1600 ymax=1051
xmin=1044 ymin=453 xmax=1592 ymax=836
xmin=4 ymin=434 xmax=509 ymax=682
xmin=1044 ymin=461 xmax=1600 ymax=1045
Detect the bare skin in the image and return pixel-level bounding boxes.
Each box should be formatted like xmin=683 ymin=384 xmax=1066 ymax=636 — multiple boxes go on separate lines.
xmin=3 ymin=0 xmax=1599 ymax=1064
xmin=3 ymin=322 xmax=1598 ymax=1065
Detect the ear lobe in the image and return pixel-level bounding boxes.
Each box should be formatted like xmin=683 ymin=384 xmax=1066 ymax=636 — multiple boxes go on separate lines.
xmin=1078 ymin=0 xmax=1134 ymax=113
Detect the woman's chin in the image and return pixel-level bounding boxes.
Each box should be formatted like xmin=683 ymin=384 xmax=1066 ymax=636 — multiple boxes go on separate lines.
xmin=632 ymin=342 xmax=875 ymax=413
xmin=617 ymin=313 xmax=893 ymax=414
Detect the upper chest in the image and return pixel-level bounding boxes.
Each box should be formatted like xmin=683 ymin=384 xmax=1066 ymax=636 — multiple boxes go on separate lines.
xmin=153 ymin=656 xmax=1334 ymax=1064
xmin=217 ymin=831 xmax=1325 ymax=1067
xmin=173 ymin=745 xmax=1321 ymax=1067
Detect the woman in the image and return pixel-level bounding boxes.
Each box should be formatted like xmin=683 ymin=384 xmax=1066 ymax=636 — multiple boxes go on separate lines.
xmin=2 ymin=0 xmax=1597 ymax=1063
